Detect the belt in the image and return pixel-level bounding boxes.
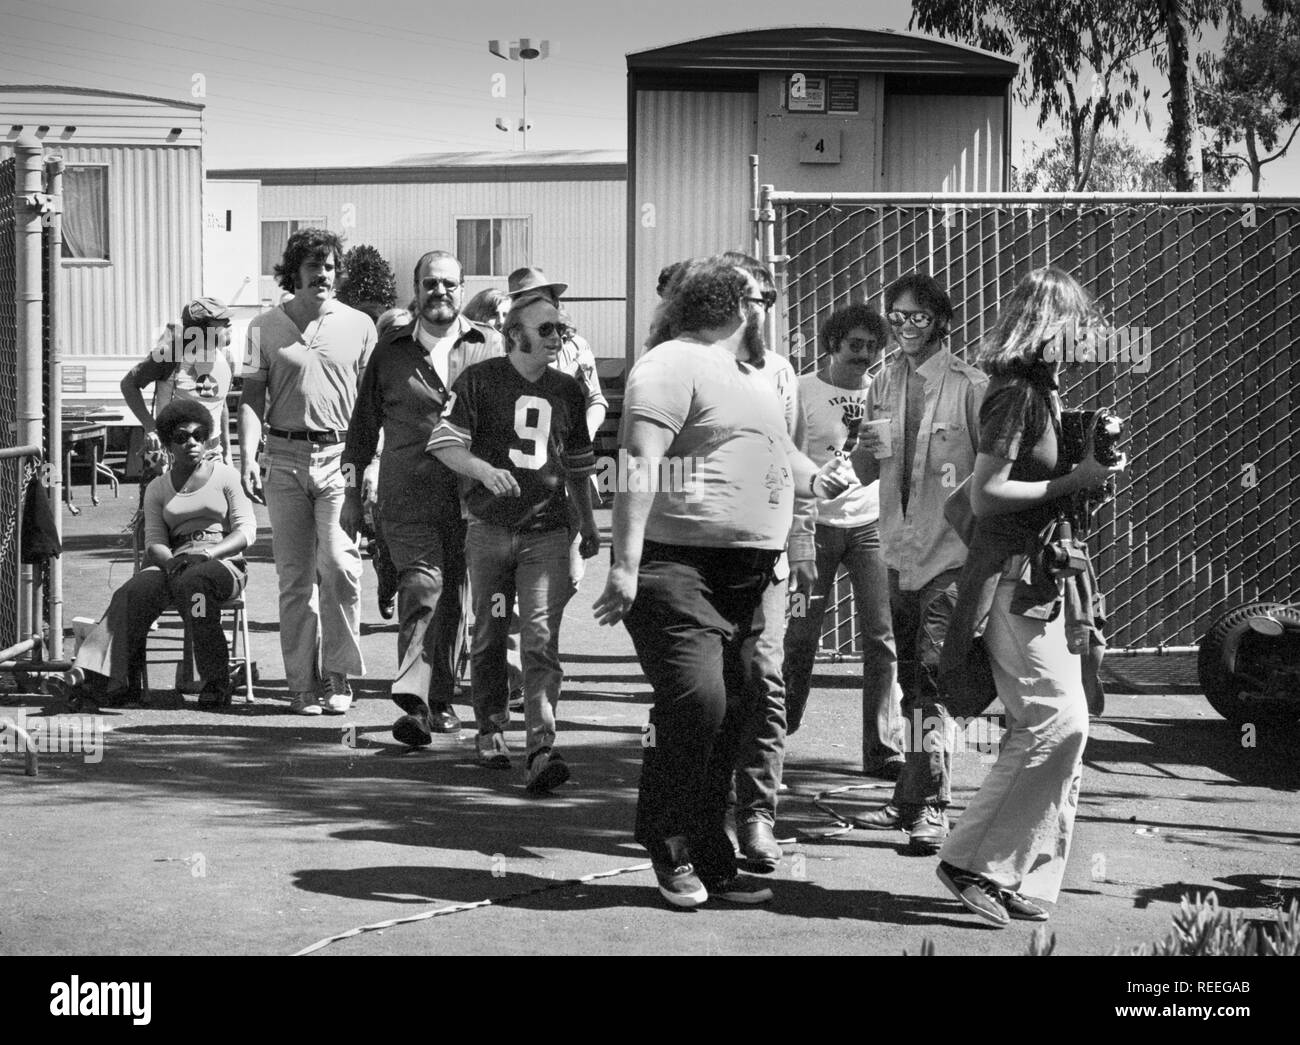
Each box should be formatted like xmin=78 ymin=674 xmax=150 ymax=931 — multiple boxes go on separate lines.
xmin=643 ymin=540 xmax=782 ymax=573
xmin=267 ymin=426 xmax=345 ymax=445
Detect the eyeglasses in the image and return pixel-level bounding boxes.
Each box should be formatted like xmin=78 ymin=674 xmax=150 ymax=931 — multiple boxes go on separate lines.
xmin=745 ymin=291 xmax=778 ymax=309
xmin=532 ymin=321 xmax=572 ymax=339
xmin=171 ymin=430 xmax=206 ymax=445
xmin=887 ymin=310 xmax=935 ymax=330
xmin=843 ymin=337 xmax=880 ymax=353
xmin=420 ymin=277 xmax=463 ymax=292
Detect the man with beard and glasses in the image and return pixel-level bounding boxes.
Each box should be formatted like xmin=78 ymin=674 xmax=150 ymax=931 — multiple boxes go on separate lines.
xmin=342 ymin=250 xmax=503 ymax=746
xmin=849 ymin=273 xmax=987 ymax=856
xmin=240 ymin=228 xmax=376 ymax=716
xmin=593 ymin=257 xmax=855 ymax=908
xmin=428 ymin=294 xmax=599 ymax=793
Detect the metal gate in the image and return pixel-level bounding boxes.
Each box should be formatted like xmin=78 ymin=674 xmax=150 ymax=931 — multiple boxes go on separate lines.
xmin=763 ymin=191 xmax=1300 ymax=654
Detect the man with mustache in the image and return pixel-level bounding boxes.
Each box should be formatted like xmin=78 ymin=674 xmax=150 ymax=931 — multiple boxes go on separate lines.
xmin=783 ymin=304 xmax=904 ymax=780
xmin=594 ymin=257 xmax=855 ymax=907
xmin=240 ymin=228 xmax=377 ymax=715
xmin=342 ymin=250 xmax=503 ymax=745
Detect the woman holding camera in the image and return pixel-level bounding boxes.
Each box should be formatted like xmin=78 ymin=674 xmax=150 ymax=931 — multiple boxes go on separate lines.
xmin=935 ymin=267 xmax=1126 ymax=926
xmin=54 ymin=399 xmax=257 ymax=709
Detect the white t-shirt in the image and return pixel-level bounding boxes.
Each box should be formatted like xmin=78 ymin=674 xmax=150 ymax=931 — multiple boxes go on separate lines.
xmin=798 ymin=372 xmax=880 ymax=527
xmin=415 ymin=323 xmax=459 ymax=389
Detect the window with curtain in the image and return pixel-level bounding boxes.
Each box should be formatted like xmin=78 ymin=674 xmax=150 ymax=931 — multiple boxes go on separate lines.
xmin=260 ymin=219 xmax=322 ymax=276
xmin=61 ymin=165 xmax=109 ymax=262
xmin=456 ymin=217 xmax=530 ymax=276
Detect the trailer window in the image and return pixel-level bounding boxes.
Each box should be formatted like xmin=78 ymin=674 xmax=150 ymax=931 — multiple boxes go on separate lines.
xmin=61 ymin=165 xmax=109 ymax=262
xmin=456 ymin=217 xmax=530 ymax=277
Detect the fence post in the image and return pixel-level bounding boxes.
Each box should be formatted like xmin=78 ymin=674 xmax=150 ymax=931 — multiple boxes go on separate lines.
xmin=13 ymin=132 xmax=44 ymax=643
xmin=45 ymin=157 xmax=63 ymax=659
xmin=759 ymin=183 xmax=783 ymax=356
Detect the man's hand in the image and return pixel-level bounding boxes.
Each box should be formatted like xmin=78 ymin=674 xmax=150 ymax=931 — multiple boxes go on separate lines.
xmin=790 ymin=558 xmax=817 ymax=597
xmin=579 ymin=517 xmax=600 ymax=559
xmin=813 ymin=457 xmax=857 ymax=499
xmin=339 ymin=491 xmax=363 ymax=541
xmin=241 ymin=457 xmax=264 ymax=504
xmin=593 ymin=562 xmax=637 ymax=626
xmin=476 ymin=463 xmax=521 ymax=498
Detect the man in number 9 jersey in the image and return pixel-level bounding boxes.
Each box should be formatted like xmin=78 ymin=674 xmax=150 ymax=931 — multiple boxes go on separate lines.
xmin=428 ymin=295 xmax=600 ymax=793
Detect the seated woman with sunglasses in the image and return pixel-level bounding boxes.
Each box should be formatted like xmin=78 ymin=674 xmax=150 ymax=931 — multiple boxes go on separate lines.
xmin=53 ymin=400 xmax=258 ymax=709
xmin=934 ymin=267 xmax=1126 ymax=926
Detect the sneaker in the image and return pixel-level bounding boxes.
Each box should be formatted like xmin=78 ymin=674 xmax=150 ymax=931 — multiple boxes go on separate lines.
xmin=704 ymin=873 xmax=775 ymax=905
xmin=525 ymin=747 xmax=570 ymax=794
xmin=854 ymin=802 xmax=905 ymax=830
xmin=1001 ymin=889 xmax=1050 ymax=922
xmin=936 ymin=862 xmax=1010 ymax=927
xmin=476 ymin=730 xmax=512 ymax=768
xmin=906 ymin=805 xmax=950 ymax=855
xmin=508 ymin=686 xmax=525 ymax=711
xmin=320 ymin=673 xmax=352 ymax=715
xmin=653 ymin=863 xmax=708 ymax=908
xmin=288 ymin=693 xmax=323 ymax=716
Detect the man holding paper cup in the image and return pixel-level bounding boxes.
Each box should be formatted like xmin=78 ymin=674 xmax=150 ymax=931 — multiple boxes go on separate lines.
xmin=850 ymin=274 xmax=987 ymax=856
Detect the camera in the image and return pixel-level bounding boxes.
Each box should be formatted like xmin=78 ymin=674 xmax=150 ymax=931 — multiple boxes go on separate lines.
xmin=1041 ymin=519 xmax=1089 ymax=579
xmin=1060 ymin=408 xmax=1125 ymax=466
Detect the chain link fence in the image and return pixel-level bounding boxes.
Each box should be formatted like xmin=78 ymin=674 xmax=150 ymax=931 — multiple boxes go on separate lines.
xmin=770 ymin=193 xmax=1300 ymax=654
xmin=0 ymin=156 xmax=21 ymax=649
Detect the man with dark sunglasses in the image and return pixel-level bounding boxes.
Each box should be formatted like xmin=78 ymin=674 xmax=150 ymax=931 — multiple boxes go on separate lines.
xmin=849 ymin=272 xmax=987 ymax=856
xmin=428 ymin=293 xmax=599 ymax=793
xmin=342 ymin=250 xmax=503 ymax=746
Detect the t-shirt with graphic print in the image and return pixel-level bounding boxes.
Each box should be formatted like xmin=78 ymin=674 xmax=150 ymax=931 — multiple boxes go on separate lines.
xmin=798 ymin=372 xmax=879 ymax=527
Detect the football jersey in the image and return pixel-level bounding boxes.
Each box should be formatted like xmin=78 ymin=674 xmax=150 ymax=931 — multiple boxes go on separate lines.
xmin=428 ymin=355 xmax=596 ymax=532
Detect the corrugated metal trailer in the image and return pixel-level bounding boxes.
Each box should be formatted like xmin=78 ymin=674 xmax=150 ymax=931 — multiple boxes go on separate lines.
xmin=0 ymin=87 xmax=203 ymax=388
xmin=626 ymin=27 xmax=1017 ymax=364
xmin=208 ymin=152 xmax=627 ymax=359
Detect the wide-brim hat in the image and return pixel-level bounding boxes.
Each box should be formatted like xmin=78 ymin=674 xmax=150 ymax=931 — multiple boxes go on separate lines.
xmin=507 ymin=266 xmax=567 ymax=301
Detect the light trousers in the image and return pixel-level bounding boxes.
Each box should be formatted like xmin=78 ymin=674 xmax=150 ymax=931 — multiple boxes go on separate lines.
xmin=263 ymin=437 xmax=364 ymax=693
xmin=938 ymin=579 xmax=1089 ymax=903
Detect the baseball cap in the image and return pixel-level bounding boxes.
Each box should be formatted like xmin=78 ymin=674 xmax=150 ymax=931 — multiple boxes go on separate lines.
xmin=181 ymin=296 xmax=232 ymax=326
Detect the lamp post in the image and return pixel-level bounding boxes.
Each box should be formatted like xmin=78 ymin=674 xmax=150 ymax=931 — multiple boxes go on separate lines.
xmin=488 ymin=38 xmax=549 ymax=150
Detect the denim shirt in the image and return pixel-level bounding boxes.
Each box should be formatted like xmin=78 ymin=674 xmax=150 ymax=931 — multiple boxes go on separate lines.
xmin=861 ymin=348 xmax=987 ymax=591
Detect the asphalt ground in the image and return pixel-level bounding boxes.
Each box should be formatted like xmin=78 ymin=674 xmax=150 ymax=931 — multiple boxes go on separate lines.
xmin=1 ymin=474 xmax=1297 ymax=957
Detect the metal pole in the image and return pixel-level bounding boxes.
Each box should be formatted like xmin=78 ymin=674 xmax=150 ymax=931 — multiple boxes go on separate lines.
xmin=14 ymin=133 xmax=44 ymax=642
xmin=759 ymin=184 xmax=782 ymax=356
xmin=46 ymin=157 xmax=64 ymax=659
xmin=521 ymin=59 xmax=528 ymax=151
xmin=749 ymin=154 xmax=761 ymax=259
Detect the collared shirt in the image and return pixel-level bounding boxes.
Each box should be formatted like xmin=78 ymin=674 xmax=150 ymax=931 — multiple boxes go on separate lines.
xmin=243 ymin=298 xmax=377 ymax=433
xmin=863 ymin=347 xmax=988 ymax=591
xmin=551 ymin=332 xmax=609 ymax=414
xmin=343 ymin=314 xmax=503 ymax=523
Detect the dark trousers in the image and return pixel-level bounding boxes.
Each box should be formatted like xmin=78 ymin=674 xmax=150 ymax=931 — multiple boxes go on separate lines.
xmin=76 ymin=561 xmax=245 ymax=687
xmin=890 ymin=568 xmax=961 ymax=809
xmin=624 ymin=541 xmax=778 ymax=883
xmin=783 ymin=521 xmax=903 ymax=770
xmin=382 ymin=514 xmax=468 ymax=713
